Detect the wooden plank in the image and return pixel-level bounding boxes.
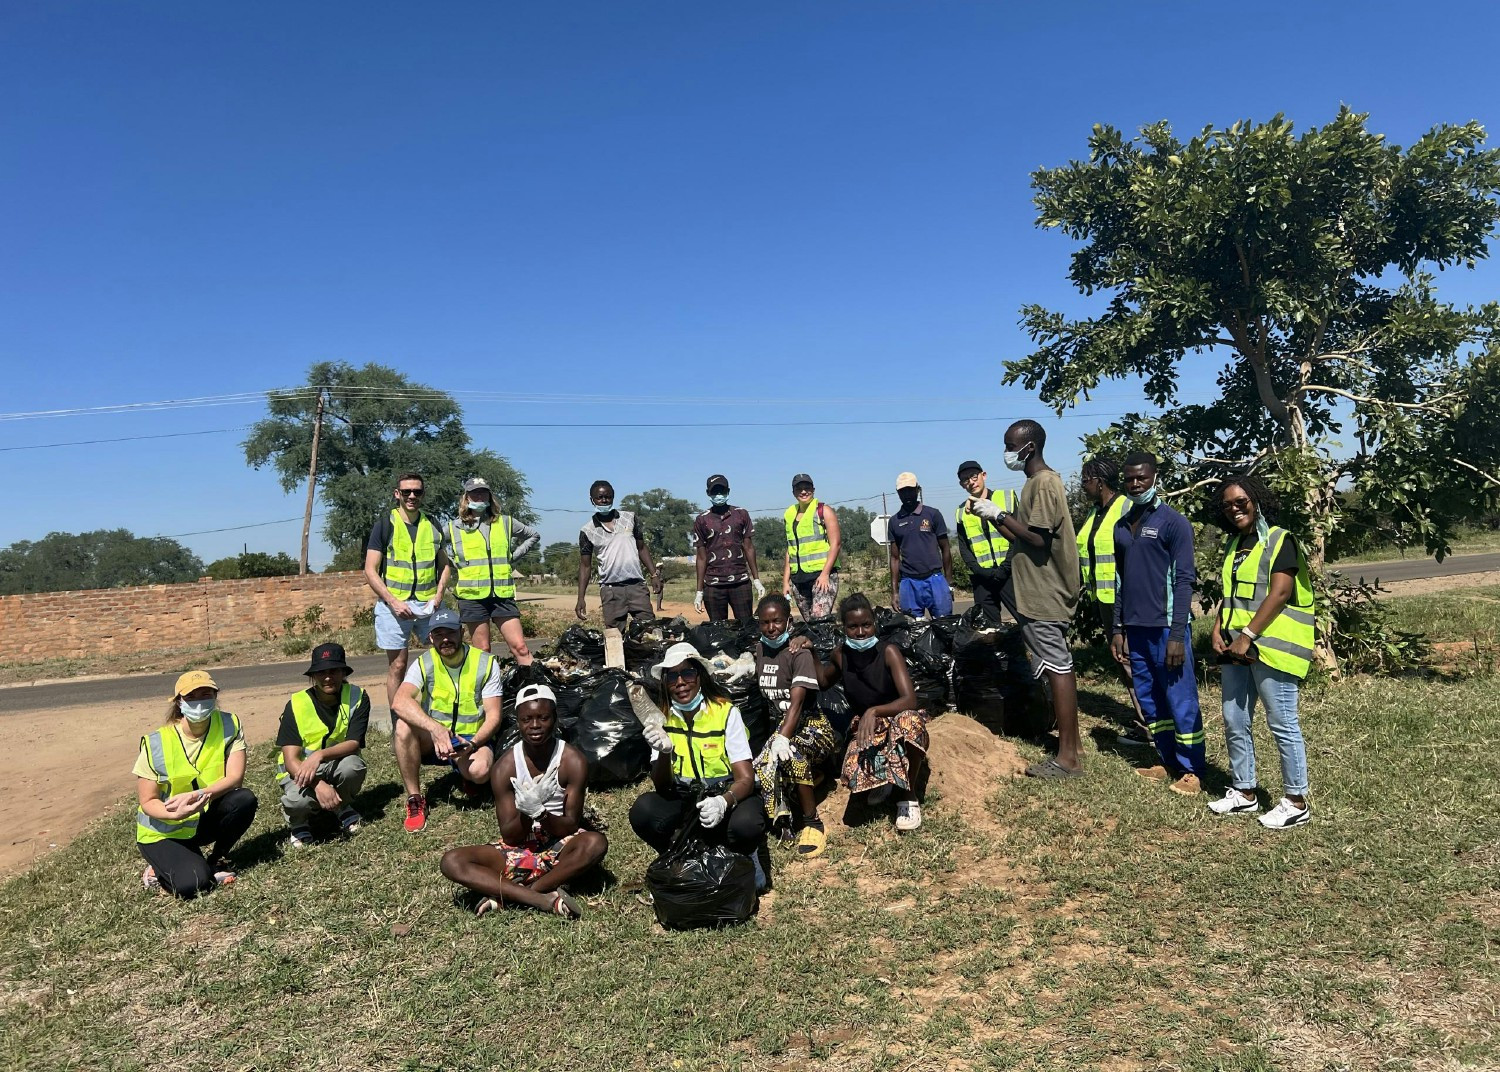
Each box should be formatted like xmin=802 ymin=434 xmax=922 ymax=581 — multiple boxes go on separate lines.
xmin=603 ymin=627 xmax=625 ymax=669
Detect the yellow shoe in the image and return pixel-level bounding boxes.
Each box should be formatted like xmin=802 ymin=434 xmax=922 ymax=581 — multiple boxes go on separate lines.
xmin=796 ymin=824 xmax=828 ymax=858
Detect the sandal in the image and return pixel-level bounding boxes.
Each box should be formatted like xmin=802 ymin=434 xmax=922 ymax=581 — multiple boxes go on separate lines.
xmin=475 ymin=897 xmax=501 ymax=917
xmin=551 ymin=888 xmax=583 ymax=921
xmin=796 ymin=823 xmax=827 ymax=858
xmin=1025 ymin=758 xmax=1083 ymax=780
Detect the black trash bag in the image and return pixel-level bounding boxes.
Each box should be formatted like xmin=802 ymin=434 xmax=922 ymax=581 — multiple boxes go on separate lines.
xmin=646 ymin=801 xmax=758 ymax=931
xmin=951 ymin=620 xmax=1040 ymax=737
xmin=555 ymin=625 xmax=606 ymax=667
xmin=818 ymin=683 xmax=853 ymax=736
xmin=889 ymin=617 xmax=951 ymax=715
xmin=687 ymin=622 xmax=743 ymax=659
xmin=793 ymin=615 xmax=842 ymax=662
xmin=622 ymin=619 xmax=668 ymax=676
xmin=570 ymin=669 xmax=652 ymax=787
xmin=734 ymin=621 xmax=763 ymax=655
xmin=735 ymin=688 xmax=772 ymax=756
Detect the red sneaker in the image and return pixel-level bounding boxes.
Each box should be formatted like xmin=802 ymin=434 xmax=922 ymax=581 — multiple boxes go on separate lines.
xmin=403 ymin=793 xmax=428 ymax=834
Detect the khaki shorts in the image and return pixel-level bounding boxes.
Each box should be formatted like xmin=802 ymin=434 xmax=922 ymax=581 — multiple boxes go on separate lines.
xmin=599 ymin=580 xmax=653 ymax=629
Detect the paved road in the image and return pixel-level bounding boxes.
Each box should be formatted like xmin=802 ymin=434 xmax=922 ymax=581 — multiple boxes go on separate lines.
xmin=1332 ymin=551 xmax=1500 ymax=584
xmin=3 ymin=551 xmax=1496 ymax=714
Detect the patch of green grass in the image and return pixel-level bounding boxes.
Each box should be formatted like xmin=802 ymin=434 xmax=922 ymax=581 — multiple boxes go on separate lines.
xmin=1382 ymin=585 xmax=1500 ymax=644
xmin=1332 ymin=523 xmax=1500 ymax=564
xmin=3 ymin=620 xmax=1499 ymax=1069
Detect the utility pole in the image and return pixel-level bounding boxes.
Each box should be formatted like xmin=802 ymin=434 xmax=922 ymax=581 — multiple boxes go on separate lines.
xmin=299 ymin=387 xmax=327 ymax=576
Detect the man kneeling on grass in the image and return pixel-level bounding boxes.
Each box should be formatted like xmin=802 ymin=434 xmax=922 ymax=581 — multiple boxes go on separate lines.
xmin=440 ymin=684 xmax=607 ymax=920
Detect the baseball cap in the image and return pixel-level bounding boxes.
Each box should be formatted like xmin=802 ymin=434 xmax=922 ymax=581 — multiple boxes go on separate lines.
xmin=705 ymin=474 xmax=730 ymax=493
xmin=896 ymin=472 xmax=920 ymax=490
xmin=515 ymin=683 xmax=558 ymax=708
xmin=957 ymin=460 xmax=983 ymax=478
xmin=462 ymin=477 xmax=491 ymax=493
xmin=429 ymin=607 xmax=462 ymax=632
xmin=791 ymin=473 xmax=814 ymax=489
xmin=304 ymin=642 xmax=351 ymax=676
xmin=174 ymin=669 xmax=218 ymax=697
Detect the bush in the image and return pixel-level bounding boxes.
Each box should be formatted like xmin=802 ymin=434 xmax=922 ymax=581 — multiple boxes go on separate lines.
xmin=1319 ymin=576 xmax=1432 ymax=675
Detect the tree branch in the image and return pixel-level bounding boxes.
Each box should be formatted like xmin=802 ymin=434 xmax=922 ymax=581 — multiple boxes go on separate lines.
xmin=1301 ymin=385 xmax=1460 ymax=411
xmin=1452 ymin=456 xmax=1500 ymax=491
xmin=1163 ymin=476 xmax=1223 ymax=499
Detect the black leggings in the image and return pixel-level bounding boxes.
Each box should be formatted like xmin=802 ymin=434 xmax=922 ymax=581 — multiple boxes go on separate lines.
xmin=629 ymin=790 xmax=767 ymax=856
xmin=137 ymin=788 xmax=259 ymax=899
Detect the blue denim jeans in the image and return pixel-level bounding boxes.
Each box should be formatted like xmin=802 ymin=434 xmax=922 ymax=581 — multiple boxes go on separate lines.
xmin=1219 ymin=662 xmax=1309 ymax=796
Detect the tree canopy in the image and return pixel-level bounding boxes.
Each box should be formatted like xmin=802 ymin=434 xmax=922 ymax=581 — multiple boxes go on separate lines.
xmin=1008 ymin=108 xmax=1500 ymax=565
xmin=243 ymin=362 xmax=533 ymax=564
xmin=0 ymin=529 xmax=205 ymax=595
xmin=621 ymin=489 xmax=698 ymax=558
xmin=205 ymin=551 xmax=301 ymax=581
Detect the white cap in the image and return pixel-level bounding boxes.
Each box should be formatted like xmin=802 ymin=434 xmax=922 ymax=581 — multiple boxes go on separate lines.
xmin=515 ymin=683 xmax=557 ymax=707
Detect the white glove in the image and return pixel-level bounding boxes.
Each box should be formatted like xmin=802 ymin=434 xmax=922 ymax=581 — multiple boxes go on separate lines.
xmin=535 ymin=770 xmax=564 ymax=816
xmin=697 ymin=794 xmax=729 ymax=828
xmin=752 ymin=578 xmax=766 ymax=600
xmin=693 ymin=590 xmax=705 ymax=613
xmin=968 ymin=496 xmax=1004 ymax=522
xmin=769 ymin=734 xmax=795 ymax=764
xmin=644 ymin=724 xmax=674 ymax=755
xmin=510 ymin=777 xmax=546 ymax=819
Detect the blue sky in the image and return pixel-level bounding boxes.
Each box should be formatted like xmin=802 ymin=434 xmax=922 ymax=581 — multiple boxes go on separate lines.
xmin=3 ymin=2 xmax=1498 ymax=567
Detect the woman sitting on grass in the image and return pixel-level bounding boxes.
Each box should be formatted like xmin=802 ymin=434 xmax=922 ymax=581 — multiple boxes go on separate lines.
xmin=750 ymin=593 xmax=838 ymax=858
xmin=134 ymin=671 xmax=259 ymax=898
xmin=796 ymin=593 xmax=928 ymax=833
xmin=1208 ymin=474 xmax=1315 ymax=830
xmin=440 ymin=683 xmax=607 ymax=920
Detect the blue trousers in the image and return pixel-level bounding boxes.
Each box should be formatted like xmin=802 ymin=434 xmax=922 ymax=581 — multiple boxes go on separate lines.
xmin=899 ymin=574 xmax=952 ymax=618
xmin=1126 ymin=626 xmax=1205 ymax=777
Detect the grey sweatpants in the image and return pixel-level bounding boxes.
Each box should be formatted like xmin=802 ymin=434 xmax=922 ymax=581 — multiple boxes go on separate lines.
xmin=280 ymin=754 xmax=368 ymax=828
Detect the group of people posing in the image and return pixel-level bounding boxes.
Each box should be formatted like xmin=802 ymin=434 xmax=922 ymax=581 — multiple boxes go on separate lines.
xmin=132 ymin=419 xmax=1315 ymax=913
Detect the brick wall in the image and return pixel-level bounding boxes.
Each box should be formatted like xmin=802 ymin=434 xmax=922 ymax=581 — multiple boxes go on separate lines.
xmin=0 ymin=572 xmax=372 ymax=661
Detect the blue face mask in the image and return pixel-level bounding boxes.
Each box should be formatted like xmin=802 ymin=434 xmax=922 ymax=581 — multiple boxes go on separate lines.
xmin=670 ymin=691 xmax=705 ymax=714
xmin=1126 ymin=484 xmax=1158 ymax=507
xmin=710 ymin=493 xmax=729 ymax=507
xmin=762 ymin=629 xmax=790 ymax=650
xmin=845 ymin=635 xmax=879 ymax=651
xmin=592 ymin=503 xmax=614 ymax=516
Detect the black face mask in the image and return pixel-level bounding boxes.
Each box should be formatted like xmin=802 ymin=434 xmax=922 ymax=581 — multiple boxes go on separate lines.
xmin=898 ymin=489 xmax=921 ymax=508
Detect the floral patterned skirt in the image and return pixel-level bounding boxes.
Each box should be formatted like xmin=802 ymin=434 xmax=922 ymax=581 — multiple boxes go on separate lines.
xmin=841 ymin=709 xmax=929 ymax=795
xmin=753 ymin=710 xmax=840 ymax=824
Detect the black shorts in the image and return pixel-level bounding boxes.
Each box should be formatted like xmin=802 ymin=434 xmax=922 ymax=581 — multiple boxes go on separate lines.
xmin=458 ymin=596 xmax=521 ymax=624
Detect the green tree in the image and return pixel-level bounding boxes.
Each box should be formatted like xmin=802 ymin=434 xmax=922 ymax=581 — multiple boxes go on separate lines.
xmin=621 ymin=488 xmax=698 ymax=557
xmin=541 ymin=540 xmax=580 ymax=581
xmin=0 ymin=529 xmax=204 ymax=595
xmin=206 ymin=551 xmax=302 ymax=580
xmin=243 ymin=362 xmax=533 ymax=564
xmin=752 ymin=515 xmax=785 ymax=569
xmin=1009 ymin=109 xmax=1500 ymax=571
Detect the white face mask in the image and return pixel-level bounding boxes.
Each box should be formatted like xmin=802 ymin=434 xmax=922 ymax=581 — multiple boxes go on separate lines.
xmin=181 ymin=698 xmax=217 ymax=724
xmin=1003 ymin=443 xmax=1032 ymax=471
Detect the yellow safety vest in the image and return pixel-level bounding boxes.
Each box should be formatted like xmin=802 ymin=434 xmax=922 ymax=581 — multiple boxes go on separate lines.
xmin=784 ymin=500 xmax=832 ymax=576
xmin=664 ymin=697 xmax=734 ymax=788
xmin=1218 ymin=527 xmax=1316 ymax=680
xmin=417 ymin=645 xmax=494 ymax=737
xmin=958 ymin=488 xmax=1015 ymax=570
xmin=135 ymin=711 xmax=241 ymax=844
xmin=446 ymin=518 xmax=514 ymax=600
xmin=1077 ymin=494 xmax=1128 ymax=603
xmin=275 ymin=683 xmax=363 ymax=783
xmin=384 ymin=510 xmax=440 ymax=601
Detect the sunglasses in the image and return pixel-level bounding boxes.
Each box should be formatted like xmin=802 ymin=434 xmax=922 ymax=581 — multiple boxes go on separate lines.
xmin=398 ymin=488 xmax=425 ymax=498
xmin=662 ymin=666 xmax=700 ymax=683
xmin=1221 ymin=498 xmax=1253 ymax=513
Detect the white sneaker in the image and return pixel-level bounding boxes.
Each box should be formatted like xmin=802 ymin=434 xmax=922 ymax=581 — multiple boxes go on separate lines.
xmin=1258 ymin=798 xmax=1311 ymax=830
xmin=142 ymin=865 xmax=161 ymax=892
xmin=894 ymin=800 xmax=922 ymax=832
xmin=288 ymin=829 xmax=314 ymax=849
xmin=1207 ymin=789 xmax=1259 ymax=816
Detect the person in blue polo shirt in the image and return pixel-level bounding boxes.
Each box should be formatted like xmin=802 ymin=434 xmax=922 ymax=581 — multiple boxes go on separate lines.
xmin=1109 ymin=451 xmax=1205 ymax=796
xmin=887 ymin=472 xmax=953 ymax=619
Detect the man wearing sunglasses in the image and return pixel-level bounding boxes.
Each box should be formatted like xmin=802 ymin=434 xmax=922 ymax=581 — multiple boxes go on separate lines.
xmin=364 ymin=472 xmax=453 ymax=712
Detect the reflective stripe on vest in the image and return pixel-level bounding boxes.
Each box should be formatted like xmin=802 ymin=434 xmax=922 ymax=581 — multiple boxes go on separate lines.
xmin=958 ymin=489 xmax=1015 ymax=570
xmin=275 ymin=683 xmax=363 ymax=782
xmin=1077 ymin=494 xmax=1128 ymax=603
xmin=419 ymin=646 xmax=493 ymax=736
xmin=447 ymin=517 xmax=514 ymax=600
xmin=385 ymin=510 xmax=439 ymax=601
xmin=664 ymin=697 xmax=734 ymax=788
xmin=1218 ymin=527 xmax=1316 ymax=679
xmin=784 ymin=500 xmax=831 ymax=576
xmin=135 ymin=710 xmax=239 ymax=844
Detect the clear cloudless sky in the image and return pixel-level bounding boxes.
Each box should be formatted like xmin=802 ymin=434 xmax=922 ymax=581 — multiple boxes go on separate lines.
xmin=3 ymin=1 xmax=1498 ymax=568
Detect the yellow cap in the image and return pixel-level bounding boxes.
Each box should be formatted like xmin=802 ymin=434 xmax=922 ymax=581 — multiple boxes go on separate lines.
xmin=896 ymin=472 xmax=919 ymax=490
xmin=173 ymin=670 xmax=219 ymax=697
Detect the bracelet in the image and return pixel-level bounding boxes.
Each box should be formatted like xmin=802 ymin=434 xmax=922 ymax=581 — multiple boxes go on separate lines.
xmin=1241 ymin=627 xmax=1260 ymax=641
xmin=723 ymin=790 xmax=736 ymax=808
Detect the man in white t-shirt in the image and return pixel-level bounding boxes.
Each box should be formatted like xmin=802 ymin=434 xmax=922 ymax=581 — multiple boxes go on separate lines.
xmin=390 ymin=608 xmax=503 ymax=834
xmin=576 ymin=479 xmax=662 ymax=629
